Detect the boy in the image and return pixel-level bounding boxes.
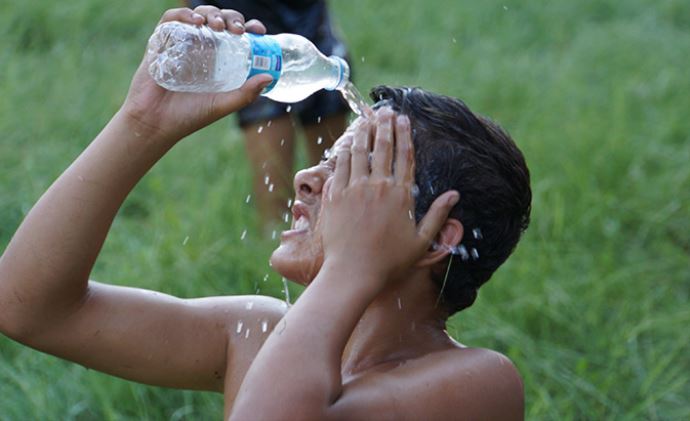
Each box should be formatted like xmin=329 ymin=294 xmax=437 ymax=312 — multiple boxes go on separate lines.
xmin=0 ymin=7 xmax=529 ymax=420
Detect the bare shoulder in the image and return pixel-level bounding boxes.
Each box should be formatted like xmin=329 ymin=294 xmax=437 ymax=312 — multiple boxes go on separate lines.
xmin=409 ymin=347 xmax=523 ymax=419
xmin=335 ymin=347 xmax=523 ymax=420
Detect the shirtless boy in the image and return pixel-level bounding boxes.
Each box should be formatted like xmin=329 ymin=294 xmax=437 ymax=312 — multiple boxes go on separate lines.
xmin=0 ymin=7 xmax=531 ymax=420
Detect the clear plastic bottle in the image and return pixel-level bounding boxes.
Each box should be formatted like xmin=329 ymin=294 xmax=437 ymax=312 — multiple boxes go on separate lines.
xmin=146 ymin=21 xmax=350 ymax=103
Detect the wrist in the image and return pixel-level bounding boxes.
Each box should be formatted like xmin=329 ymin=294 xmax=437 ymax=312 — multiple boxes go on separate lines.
xmin=115 ymin=106 xmax=181 ymax=147
xmin=318 ymin=256 xmax=387 ymax=296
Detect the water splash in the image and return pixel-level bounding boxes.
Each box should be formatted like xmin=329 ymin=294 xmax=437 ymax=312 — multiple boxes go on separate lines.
xmin=337 ymin=81 xmax=373 ymax=117
xmin=236 ymin=320 xmax=243 ymax=334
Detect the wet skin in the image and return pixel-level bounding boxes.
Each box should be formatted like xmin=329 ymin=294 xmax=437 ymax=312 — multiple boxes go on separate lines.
xmin=0 ymin=6 xmax=524 ymax=420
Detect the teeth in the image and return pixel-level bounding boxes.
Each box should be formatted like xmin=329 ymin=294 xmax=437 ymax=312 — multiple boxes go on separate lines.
xmin=293 ymin=216 xmax=309 ymax=230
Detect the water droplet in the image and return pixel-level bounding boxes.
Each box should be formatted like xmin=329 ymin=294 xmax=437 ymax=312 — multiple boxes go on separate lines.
xmin=452 ymin=37 xmax=457 ymax=43
xmin=408 ymin=210 xmax=414 ymax=220
xmin=411 ymin=184 xmax=420 ymax=197
xmin=282 ymin=277 xmax=291 ymax=305
xmin=245 ymin=194 xmax=251 ymax=203
xmin=397 ymin=297 xmax=402 ymax=310
xmin=236 ymin=321 xmax=243 ymax=334
xmin=280 ymin=138 xmax=285 ymax=146
xmin=245 ymin=328 xmax=251 ymax=338
xmin=286 ymin=105 xmax=292 ymax=112
xmin=287 ymin=198 xmax=293 ymax=208
xmin=317 ymin=116 xmax=322 ymax=123
xmin=263 ymin=274 xmax=269 ymax=282
xmin=182 ymin=236 xmax=189 ymax=246
xmin=470 ymin=248 xmax=479 ymax=260
xmin=261 ymin=320 xmax=268 ymax=333
xmin=283 ymin=212 xmax=290 ymax=223
xmin=257 ymin=126 xmax=264 ymax=133
xmin=268 ymin=184 xmax=274 ymax=192
xmin=428 ymin=181 xmax=435 ymax=195
xmin=503 ymin=5 xmax=508 ymax=10
xmin=245 ymin=301 xmax=254 ymax=310
xmin=458 ymin=245 xmax=470 ymax=261
xmin=317 ymin=136 xmax=323 ymax=145
xmin=272 ymin=230 xmax=277 ymax=240
xmin=267 ymin=120 xmax=272 ymax=127
xmin=240 ymin=229 xmax=247 ymax=240
xmin=472 ymin=228 xmax=483 ymax=240
xmin=361 ymin=56 xmax=365 ymax=62
xmin=264 ymin=175 xmax=270 ymax=185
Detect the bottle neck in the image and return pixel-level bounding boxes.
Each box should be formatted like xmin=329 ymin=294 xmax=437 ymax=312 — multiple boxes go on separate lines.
xmin=326 ymin=56 xmax=350 ymax=91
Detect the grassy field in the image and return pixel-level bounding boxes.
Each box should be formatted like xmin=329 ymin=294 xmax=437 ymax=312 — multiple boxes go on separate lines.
xmin=1 ymin=0 xmax=689 ymax=419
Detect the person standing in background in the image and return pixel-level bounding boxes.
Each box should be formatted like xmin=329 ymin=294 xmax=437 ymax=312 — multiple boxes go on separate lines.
xmin=186 ymin=0 xmax=352 ymax=232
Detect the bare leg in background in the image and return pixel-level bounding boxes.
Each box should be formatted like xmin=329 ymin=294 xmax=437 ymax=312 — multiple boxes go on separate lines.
xmin=303 ymin=113 xmax=348 ymax=167
xmin=243 ymin=115 xmax=296 ymax=230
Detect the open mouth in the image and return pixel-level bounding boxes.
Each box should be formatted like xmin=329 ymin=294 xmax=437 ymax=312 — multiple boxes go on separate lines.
xmin=281 ymin=202 xmax=310 ymax=238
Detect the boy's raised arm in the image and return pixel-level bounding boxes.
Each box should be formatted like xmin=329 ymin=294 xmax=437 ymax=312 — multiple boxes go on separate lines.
xmin=0 ymin=7 xmax=275 ymax=392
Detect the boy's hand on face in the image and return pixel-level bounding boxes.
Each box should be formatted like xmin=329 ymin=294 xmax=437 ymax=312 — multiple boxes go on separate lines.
xmin=319 ymin=108 xmax=459 ymax=286
xmin=119 ymin=6 xmax=273 ymax=143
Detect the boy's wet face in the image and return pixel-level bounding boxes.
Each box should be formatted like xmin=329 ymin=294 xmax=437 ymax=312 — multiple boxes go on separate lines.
xmin=269 ymin=121 xmax=359 ymax=285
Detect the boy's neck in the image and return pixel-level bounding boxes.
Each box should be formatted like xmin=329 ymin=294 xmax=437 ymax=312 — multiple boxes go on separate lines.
xmin=341 ymin=269 xmax=454 ymax=378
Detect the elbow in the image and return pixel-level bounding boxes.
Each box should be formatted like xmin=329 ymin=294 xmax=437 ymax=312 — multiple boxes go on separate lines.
xmin=0 ymin=285 xmax=33 ymax=342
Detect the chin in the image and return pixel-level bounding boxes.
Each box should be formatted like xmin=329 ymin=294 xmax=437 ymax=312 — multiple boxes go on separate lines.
xmin=270 ymin=239 xmax=324 ymax=286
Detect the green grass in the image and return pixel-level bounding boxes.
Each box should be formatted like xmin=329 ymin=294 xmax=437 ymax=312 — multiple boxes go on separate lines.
xmin=1 ymin=0 xmax=689 ymax=419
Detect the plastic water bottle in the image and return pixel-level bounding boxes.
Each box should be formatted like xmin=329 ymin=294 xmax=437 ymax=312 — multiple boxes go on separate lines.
xmin=146 ymin=21 xmax=350 ymax=103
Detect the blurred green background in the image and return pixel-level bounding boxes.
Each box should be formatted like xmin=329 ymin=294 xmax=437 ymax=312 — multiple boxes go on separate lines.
xmin=1 ymin=0 xmax=689 ymax=419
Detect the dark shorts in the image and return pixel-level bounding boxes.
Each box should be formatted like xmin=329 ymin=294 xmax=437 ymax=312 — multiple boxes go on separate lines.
xmin=188 ymin=0 xmax=351 ymax=126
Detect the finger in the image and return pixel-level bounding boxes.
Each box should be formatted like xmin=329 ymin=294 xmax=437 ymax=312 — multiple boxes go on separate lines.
xmin=371 ymin=107 xmax=395 ymax=180
xmin=350 ymin=119 xmax=372 ymax=180
xmin=193 ymin=5 xmax=226 ymax=30
xmin=417 ymin=191 xmax=460 ymax=246
xmin=159 ymin=8 xmax=203 ymax=25
xmin=220 ymin=9 xmax=246 ymax=34
xmin=213 ymin=74 xmax=273 ymax=116
xmin=245 ymin=19 xmax=267 ymax=35
xmin=332 ymin=145 xmax=351 ymax=195
xmin=394 ymin=114 xmax=415 ymax=186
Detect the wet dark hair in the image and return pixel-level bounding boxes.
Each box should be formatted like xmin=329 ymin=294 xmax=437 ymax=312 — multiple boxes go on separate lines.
xmin=370 ymin=86 xmax=531 ymax=315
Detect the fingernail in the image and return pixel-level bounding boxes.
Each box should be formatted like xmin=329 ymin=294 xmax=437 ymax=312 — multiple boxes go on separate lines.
xmin=192 ymin=13 xmax=203 ymax=20
xmin=448 ymin=193 xmax=459 ymax=206
xmin=233 ymin=20 xmax=245 ymax=29
xmin=397 ymin=115 xmax=410 ymax=126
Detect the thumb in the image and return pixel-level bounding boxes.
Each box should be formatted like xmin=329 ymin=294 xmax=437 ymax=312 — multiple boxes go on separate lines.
xmin=215 ymin=74 xmax=274 ymax=114
xmin=417 ymin=191 xmax=460 ymax=246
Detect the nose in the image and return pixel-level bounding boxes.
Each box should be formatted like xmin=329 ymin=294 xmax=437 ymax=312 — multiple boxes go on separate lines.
xmin=293 ymin=165 xmax=327 ymax=200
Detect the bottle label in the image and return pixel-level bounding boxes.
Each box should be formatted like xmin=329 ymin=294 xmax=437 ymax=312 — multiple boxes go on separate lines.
xmin=246 ymin=33 xmax=282 ymax=92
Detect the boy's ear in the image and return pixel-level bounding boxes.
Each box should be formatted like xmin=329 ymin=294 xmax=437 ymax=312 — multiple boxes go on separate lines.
xmin=416 ymin=218 xmax=464 ymax=267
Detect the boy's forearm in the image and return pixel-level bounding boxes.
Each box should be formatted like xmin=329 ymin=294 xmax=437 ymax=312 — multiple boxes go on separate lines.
xmin=0 ymin=110 xmax=178 ymax=335
xmin=231 ymin=258 xmax=382 ymax=419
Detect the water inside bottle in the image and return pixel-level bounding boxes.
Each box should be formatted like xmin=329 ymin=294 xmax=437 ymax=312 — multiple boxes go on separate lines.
xmin=337 ymin=81 xmax=373 ymax=117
